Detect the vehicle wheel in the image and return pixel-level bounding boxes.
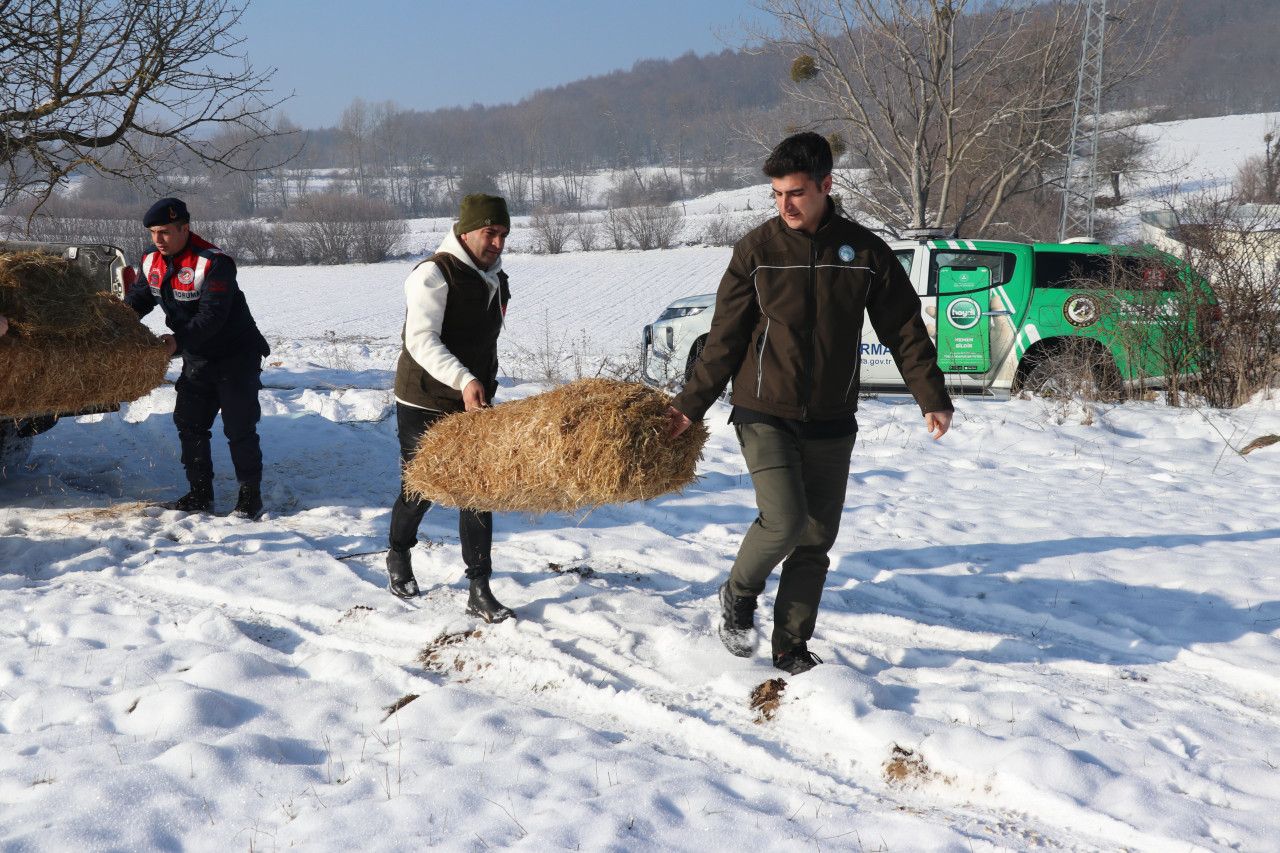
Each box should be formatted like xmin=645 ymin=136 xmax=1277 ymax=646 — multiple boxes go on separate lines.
xmin=683 ymin=336 xmax=707 ymax=383
xmin=1018 ymin=340 xmax=1122 ymax=401
xmin=0 ymin=422 xmax=33 ymax=477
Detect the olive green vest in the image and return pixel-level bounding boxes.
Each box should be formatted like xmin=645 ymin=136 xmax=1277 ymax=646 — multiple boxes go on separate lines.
xmin=394 ymin=252 xmax=509 ymax=412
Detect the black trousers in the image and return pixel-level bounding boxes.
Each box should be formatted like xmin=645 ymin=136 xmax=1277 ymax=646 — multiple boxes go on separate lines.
xmin=173 ymin=355 xmax=263 ymax=486
xmin=730 ymin=421 xmax=858 ymax=657
xmin=389 ymin=402 xmax=493 ymax=579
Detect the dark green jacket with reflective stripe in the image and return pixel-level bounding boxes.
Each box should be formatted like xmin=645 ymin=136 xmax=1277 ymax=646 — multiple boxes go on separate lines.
xmin=673 ymin=208 xmax=952 ymax=422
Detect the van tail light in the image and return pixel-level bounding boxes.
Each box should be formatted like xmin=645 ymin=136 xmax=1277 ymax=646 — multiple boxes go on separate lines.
xmin=121 ymin=265 xmax=138 ymax=289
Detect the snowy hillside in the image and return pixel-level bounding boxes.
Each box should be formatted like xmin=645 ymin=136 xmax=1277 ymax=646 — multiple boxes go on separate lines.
xmin=4 ymin=113 xmax=1280 ymax=851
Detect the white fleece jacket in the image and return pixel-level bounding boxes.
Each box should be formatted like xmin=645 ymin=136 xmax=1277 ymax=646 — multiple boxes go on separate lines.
xmin=396 ymin=229 xmax=503 ymax=410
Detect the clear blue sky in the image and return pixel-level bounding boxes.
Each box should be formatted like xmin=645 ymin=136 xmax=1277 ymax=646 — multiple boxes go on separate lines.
xmin=240 ymin=0 xmax=771 ymax=128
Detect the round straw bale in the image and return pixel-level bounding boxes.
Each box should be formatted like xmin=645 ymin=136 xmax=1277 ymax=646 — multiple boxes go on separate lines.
xmin=0 ymin=293 xmax=169 ymax=420
xmin=403 ymin=378 xmax=710 ymax=513
xmin=0 ymin=251 xmax=107 ymax=337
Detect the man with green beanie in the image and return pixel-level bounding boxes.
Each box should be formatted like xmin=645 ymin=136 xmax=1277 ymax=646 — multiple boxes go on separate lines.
xmin=386 ymin=193 xmax=515 ymax=621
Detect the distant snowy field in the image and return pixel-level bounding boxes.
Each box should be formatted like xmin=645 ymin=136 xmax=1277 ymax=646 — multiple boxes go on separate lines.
xmin=4 ymin=113 xmax=1280 ymax=851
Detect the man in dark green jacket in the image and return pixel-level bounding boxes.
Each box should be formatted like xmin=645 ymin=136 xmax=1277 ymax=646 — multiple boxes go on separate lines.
xmin=668 ymin=133 xmax=953 ymax=674
xmin=387 ymin=193 xmax=514 ymax=622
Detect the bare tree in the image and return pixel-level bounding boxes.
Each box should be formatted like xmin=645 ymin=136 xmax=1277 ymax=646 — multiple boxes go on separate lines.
xmin=1235 ymin=128 xmax=1279 ymax=204
xmin=1097 ymin=126 xmax=1154 ymax=206
xmin=603 ymin=207 xmax=630 ymax=250
xmin=338 ymin=99 xmax=373 ymax=197
xmin=0 ymin=0 xmax=290 ymax=212
xmin=757 ymin=0 xmax=1161 ymax=234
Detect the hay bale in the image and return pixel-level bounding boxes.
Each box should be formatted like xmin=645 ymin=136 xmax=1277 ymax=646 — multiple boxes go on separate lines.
xmin=0 ymin=252 xmax=169 ymax=420
xmin=0 ymin=252 xmax=108 ymax=336
xmin=404 ymin=378 xmax=710 ymax=513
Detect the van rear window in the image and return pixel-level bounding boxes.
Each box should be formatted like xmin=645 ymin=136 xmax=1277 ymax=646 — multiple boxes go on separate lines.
xmin=1035 ymin=251 xmax=1175 ymax=290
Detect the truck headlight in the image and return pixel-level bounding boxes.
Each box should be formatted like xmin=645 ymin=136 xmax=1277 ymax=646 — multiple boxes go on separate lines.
xmin=657 ymin=305 xmax=707 ymax=321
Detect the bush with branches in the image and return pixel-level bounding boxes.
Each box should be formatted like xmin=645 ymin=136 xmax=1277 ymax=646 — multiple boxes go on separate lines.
xmin=281 ymin=192 xmax=407 ymax=264
xmin=530 ymin=208 xmax=576 ymax=254
xmin=1172 ymin=198 xmax=1280 ymax=406
xmin=603 ymin=207 xmax=630 ymax=250
xmin=575 ymin=215 xmax=600 ymax=251
xmin=621 ymin=204 xmax=685 ymax=251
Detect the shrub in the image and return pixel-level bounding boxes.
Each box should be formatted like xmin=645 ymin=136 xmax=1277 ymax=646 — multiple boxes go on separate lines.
xmin=621 ymin=204 xmax=684 ymax=250
xmin=530 ymin=207 xmax=575 ymax=255
xmin=575 ymin=215 xmax=600 ymax=251
xmin=282 ymin=192 xmax=407 ymax=263
xmin=226 ymin=221 xmax=274 ymax=264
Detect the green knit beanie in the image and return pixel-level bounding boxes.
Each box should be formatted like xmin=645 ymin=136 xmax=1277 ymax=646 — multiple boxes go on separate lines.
xmin=454 ymin=193 xmax=510 ymax=236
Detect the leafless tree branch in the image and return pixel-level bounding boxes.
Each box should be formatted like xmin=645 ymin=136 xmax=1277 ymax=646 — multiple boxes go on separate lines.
xmin=0 ymin=0 xmax=293 ymax=213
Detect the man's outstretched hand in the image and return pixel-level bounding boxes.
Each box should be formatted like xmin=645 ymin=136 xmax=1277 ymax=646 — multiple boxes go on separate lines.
xmin=925 ymin=410 xmax=952 ymax=440
xmin=665 ymin=406 xmax=691 ymax=439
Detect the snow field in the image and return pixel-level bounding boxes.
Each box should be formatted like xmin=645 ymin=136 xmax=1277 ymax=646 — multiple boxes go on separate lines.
xmin=3 ymin=344 xmax=1279 ymax=849
xmin=4 ymin=111 xmax=1280 ymax=850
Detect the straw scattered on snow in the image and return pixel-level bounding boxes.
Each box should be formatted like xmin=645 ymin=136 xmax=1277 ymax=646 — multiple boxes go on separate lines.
xmin=0 ymin=252 xmax=169 ymax=420
xmin=404 ymin=378 xmax=710 ymax=513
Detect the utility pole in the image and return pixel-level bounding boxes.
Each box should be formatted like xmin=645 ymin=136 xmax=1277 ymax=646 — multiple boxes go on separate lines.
xmin=1059 ymin=0 xmax=1109 ymax=241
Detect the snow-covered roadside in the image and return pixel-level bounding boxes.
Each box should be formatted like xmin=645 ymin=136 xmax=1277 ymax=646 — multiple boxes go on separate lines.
xmin=5 ymin=110 xmax=1280 ymax=850
xmin=3 ymin=330 xmax=1280 ymax=849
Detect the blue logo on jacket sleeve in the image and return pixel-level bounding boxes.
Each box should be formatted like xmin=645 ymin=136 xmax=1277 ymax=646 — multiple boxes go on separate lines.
xmin=838 ymin=245 xmax=855 ymax=262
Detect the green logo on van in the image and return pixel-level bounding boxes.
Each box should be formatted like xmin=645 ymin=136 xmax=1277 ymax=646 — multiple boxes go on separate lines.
xmin=946 ymin=297 xmax=982 ymax=330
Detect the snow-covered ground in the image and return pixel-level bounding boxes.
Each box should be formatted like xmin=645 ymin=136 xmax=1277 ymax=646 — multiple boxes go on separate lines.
xmin=6 ymin=259 xmax=1280 ymax=850
xmin=5 ymin=112 xmax=1280 ymax=851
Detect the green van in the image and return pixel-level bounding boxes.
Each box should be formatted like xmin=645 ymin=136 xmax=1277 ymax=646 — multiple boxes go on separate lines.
xmin=642 ymin=236 xmax=1216 ymax=398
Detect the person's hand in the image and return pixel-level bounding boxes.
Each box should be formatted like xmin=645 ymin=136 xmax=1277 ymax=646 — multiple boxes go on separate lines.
xmin=665 ymin=405 xmax=691 ymax=439
xmin=924 ymin=410 xmax=952 ymax=440
xmin=0 ymin=315 xmax=8 ymax=337
xmin=462 ymin=379 xmax=487 ymax=412
xmin=160 ymin=334 xmax=178 ymax=357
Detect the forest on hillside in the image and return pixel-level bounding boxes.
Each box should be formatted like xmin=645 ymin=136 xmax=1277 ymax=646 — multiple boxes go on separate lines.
xmin=4 ymin=0 xmax=1275 ymax=229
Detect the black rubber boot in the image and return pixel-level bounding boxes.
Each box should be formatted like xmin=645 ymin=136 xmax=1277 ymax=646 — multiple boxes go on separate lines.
xmin=231 ymin=482 xmax=263 ymax=520
xmin=166 ymin=483 xmax=214 ymax=513
xmin=773 ymin=643 xmax=823 ymax=675
xmin=718 ymin=581 xmax=757 ymax=658
xmin=466 ymin=576 xmax=515 ymax=623
xmin=386 ymin=548 xmax=419 ymax=599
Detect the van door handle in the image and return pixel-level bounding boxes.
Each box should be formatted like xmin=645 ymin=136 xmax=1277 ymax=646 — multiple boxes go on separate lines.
xmin=983 ymin=310 xmax=1013 ymax=317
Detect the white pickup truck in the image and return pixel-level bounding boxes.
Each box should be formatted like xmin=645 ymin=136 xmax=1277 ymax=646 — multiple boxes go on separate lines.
xmin=0 ymin=240 xmax=132 ymax=472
